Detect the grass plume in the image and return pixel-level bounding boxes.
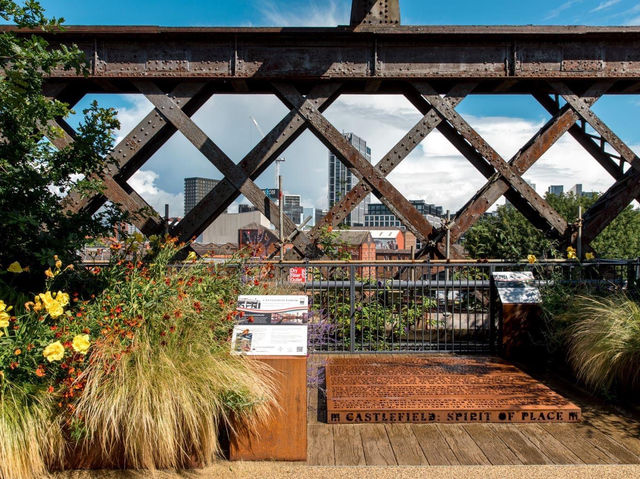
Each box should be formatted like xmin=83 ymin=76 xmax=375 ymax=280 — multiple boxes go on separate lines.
xmin=564 ymin=294 xmax=640 ymax=393
xmin=0 ymin=385 xmax=64 ymax=479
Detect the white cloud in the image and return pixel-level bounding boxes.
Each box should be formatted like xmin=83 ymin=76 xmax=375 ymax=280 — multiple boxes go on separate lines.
xmin=590 ymin=0 xmax=622 ymax=13
xmin=258 ymin=0 xmax=349 ymax=27
xmin=112 ymin=95 xmax=154 ymax=144
xmin=128 ymin=170 xmax=184 ymax=217
xmin=545 ymin=0 xmax=583 ymax=20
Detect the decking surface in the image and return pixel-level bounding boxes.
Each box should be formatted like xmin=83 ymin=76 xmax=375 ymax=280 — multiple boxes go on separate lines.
xmin=307 ymin=354 xmax=640 ymax=466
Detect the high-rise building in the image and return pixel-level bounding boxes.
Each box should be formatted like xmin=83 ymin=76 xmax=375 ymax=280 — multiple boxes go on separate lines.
xmin=283 ymin=194 xmax=304 ymax=225
xmin=365 ymin=200 xmax=444 ymax=228
xmin=184 ymin=177 xmax=219 ymax=216
xmin=569 ymin=184 xmax=583 ymax=197
xmin=548 ymin=185 xmax=564 ymax=196
xmin=328 ymin=132 xmax=372 ymax=226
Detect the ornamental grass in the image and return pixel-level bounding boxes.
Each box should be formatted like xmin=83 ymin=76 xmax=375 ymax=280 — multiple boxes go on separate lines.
xmin=563 ymin=294 xmax=640 ymax=394
xmin=0 ymin=387 xmax=63 ymax=479
xmin=0 ymin=237 xmax=278 ymax=478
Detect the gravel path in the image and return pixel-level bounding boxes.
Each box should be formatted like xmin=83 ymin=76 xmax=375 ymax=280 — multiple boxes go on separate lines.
xmin=56 ymin=463 xmax=640 ymax=479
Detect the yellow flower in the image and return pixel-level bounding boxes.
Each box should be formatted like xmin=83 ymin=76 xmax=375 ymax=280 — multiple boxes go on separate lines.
xmin=566 ymin=246 xmax=577 ymax=260
xmin=44 ymin=268 xmax=54 ymax=278
xmin=585 ymin=252 xmax=595 ymax=260
xmin=43 ymin=341 xmax=65 ymax=362
xmin=47 ymin=301 xmax=64 ymax=319
xmin=0 ymin=312 xmax=9 ymax=328
xmin=36 ymin=292 xmax=66 ymax=318
xmin=0 ymin=331 xmax=3 ymax=338
xmin=0 ymin=300 xmax=11 ymax=313
xmin=55 ymin=291 xmax=70 ymax=307
xmin=38 ymin=292 xmax=56 ymax=309
xmin=7 ymin=261 xmax=23 ymax=273
xmin=72 ymin=334 xmax=91 ymax=355
xmin=527 ymin=254 xmax=537 ymax=264
xmin=55 ymin=260 xmax=62 ymax=269
xmin=185 ymin=251 xmax=197 ymax=262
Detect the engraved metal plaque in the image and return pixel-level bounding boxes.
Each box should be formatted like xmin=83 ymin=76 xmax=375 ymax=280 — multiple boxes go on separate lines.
xmin=326 ymin=356 xmax=581 ymax=424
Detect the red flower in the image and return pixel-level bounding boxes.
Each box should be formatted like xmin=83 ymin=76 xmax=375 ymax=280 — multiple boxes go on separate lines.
xmin=193 ymin=301 xmax=202 ymax=313
xmin=47 ymin=386 xmax=55 ymax=393
xmin=248 ymin=316 xmax=254 ymax=323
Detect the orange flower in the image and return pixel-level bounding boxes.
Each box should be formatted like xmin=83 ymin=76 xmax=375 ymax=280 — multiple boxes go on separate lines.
xmin=35 ymin=366 xmax=46 ymax=377
xmin=14 ymin=349 xmax=21 ymax=356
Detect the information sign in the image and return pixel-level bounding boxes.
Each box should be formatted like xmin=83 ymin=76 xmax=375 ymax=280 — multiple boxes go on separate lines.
xmin=236 ymin=295 xmax=308 ymax=324
xmin=231 ymin=324 xmax=307 ymax=356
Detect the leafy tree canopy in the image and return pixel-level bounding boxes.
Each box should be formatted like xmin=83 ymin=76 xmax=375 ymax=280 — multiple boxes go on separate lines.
xmin=0 ymin=0 xmax=125 ymax=292
xmin=463 ymin=193 xmax=640 ymax=260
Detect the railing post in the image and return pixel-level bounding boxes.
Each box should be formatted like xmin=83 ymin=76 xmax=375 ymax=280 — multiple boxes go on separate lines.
xmin=489 ymin=265 xmax=496 ymax=354
xmin=349 ymin=264 xmax=356 ymax=353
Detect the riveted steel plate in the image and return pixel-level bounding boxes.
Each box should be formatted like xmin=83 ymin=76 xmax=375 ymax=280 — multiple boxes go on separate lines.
xmin=326 ymin=356 xmax=581 ymax=423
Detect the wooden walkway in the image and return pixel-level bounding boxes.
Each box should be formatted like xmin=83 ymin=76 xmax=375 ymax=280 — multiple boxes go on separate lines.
xmin=307 ymin=355 xmax=640 ymax=466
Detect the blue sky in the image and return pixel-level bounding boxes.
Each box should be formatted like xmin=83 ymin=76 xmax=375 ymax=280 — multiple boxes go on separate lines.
xmin=35 ymin=0 xmax=640 ymax=26
xmin=30 ymin=0 xmax=640 ymax=216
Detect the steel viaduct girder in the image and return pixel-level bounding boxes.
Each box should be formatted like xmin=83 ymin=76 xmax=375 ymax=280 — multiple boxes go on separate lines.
xmin=6 ymin=23 xmax=640 ymax=259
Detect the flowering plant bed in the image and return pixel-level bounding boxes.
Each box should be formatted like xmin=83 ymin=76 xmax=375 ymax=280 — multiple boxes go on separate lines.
xmin=0 ymin=237 xmax=277 ymax=479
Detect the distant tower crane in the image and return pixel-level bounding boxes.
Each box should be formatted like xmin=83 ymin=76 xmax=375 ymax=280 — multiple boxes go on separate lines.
xmin=250 ymin=116 xmax=285 ymax=193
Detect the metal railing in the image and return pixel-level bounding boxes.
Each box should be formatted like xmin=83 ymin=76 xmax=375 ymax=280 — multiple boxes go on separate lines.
xmin=246 ymin=259 xmax=639 ymax=354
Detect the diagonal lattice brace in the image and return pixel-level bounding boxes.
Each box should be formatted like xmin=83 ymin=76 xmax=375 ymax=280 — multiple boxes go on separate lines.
xmin=413 ymin=82 xmax=610 ymax=256
xmin=134 ymin=80 xmax=315 ymax=257
xmin=551 ymin=82 xmax=640 ymax=174
xmin=413 ymin=82 xmax=569 ymax=239
xmin=533 ymin=91 xmax=626 ymax=182
xmin=172 ymin=83 xmax=342 ymax=243
xmin=64 ymin=82 xmax=215 ymax=217
xmin=580 ymin=167 xmax=640 ymax=246
xmin=547 ymin=83 xmax=640 ymax=246
xmin=309 ymin=83 xmax=477 ymax=242
xmin=46 ymin=110 xmax=165 ymax=235
xmin=534 ymin=90 xmax=640 ymax=248
xmin=273 ymin=82 xmax=437 ymax=242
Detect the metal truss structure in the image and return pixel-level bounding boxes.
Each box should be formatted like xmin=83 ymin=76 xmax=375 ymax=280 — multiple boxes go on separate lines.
xmin=8 ymin=0 xmax=640 ymax=259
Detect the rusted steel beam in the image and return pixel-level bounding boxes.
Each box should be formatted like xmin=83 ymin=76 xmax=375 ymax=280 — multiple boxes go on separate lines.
xmin=404 ymin=90 xmax=567 ymax=258
xmin=428 ymin=83 xmax=610 ymax=252
xmin=64 ymin=82 xmax=215 ymax=215
xmin=44 ymin=111 xmax=165 ymax=236
xmin=173 ymin=83 xmax=342 ymax=242
xmin=552 ymin=82 xmax=640 ymax=174
xmin=351 ymin=0 xmax=400 ymax=27
xmin=534 ymin=90 xmax=638 ymax=195
xmin=6 ymin=26 xmax=640 ymax=82
xmin=273 ymin=82 xmax=436 ymax=242
xmin=135 ymin=80 xmax=313 ymax=256
xmin=579 ymin=167 xmax=640 ymax=245
xmin=309 ymin=83 xmax=476 ymax=241
xmin=413 ymin=82 xmax=569 ymax=236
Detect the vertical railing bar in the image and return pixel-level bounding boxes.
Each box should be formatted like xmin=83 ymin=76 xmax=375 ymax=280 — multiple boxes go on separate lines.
xmin=350 ymin=264 xmax=355 ymax=354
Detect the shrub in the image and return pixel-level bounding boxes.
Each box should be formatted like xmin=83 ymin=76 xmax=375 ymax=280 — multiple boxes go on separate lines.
xmin=71 ymin=238 xmax=277 ymax=469
xmin=563 ymin=294 xmax=640 ymax=394
xmin=0 ymin=238 xmax=278 ymax=477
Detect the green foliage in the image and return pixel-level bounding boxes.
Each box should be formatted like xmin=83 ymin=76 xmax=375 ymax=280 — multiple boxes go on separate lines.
xmin=0 ymin=1 xmax=125 ymax=292
xmin=463 ymin=192 xmax=640 ymax=260
xmin=312 ymin=225 xmax=352 ymax=260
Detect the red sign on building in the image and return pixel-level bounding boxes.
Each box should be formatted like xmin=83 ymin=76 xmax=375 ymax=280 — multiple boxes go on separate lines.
xmin=288 ymin=267 xmax=307 ymax=284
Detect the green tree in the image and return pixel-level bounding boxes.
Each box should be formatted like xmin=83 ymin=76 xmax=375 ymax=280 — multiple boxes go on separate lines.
xmin=463 ymin=193 xmax=640 ymax=260
xmin=0 ymin=1 xmax=125 ymax=292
